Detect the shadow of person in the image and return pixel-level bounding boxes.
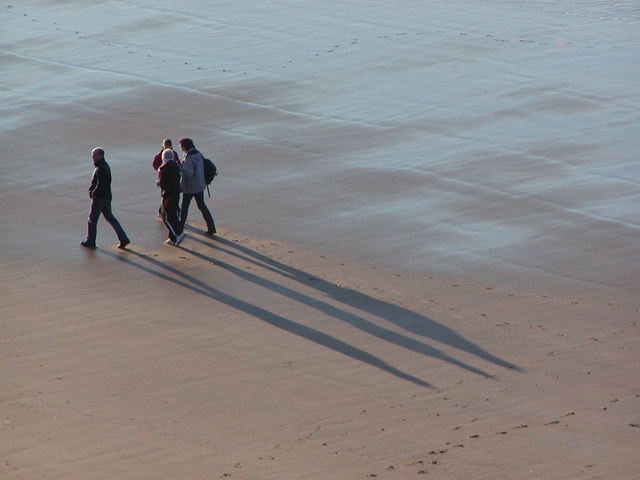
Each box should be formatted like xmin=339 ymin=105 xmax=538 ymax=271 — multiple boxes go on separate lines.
xmin=98 ymin=248 xmax=435 ymax=389
xmin=206 ymin=236 xmax=522 ymax=373
xmin=181 ymin=243 xmax=495 ymax=379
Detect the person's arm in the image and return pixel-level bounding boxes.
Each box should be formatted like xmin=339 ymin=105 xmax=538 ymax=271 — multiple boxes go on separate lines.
xmin=88 ymin=167 xmax=98 ymax=198
xmin=181 ymin=152 xmax=194 ymax=178
xmin=174 ymin=150 xmax=183 ymax=168
xmin=152 ymin=150 xmax=163 ymax=171
xmin=159 ymin=165 xmax=170 ymax=191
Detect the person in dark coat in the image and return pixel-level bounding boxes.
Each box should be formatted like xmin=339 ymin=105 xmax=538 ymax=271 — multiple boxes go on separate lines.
xmin=152 ymin=138 xmax=182 ymax=218
xmin=158 ymin=149 xmax=185 ymax=246
xmin=81 ymin=147 xmax=130 ymax=249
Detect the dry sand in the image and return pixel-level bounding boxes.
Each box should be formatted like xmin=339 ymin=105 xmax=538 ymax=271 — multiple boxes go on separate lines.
xmin=2 ymin=1 xmax=639 ymax=479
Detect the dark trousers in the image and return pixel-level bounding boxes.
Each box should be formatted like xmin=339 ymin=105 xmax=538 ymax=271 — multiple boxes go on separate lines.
xmin=86 ymin=198 xmax=129 ymax=244
xmin=180 ymin=191 xmax=215 ymax=232
xmin=161 ymin=196 xmax=182 ymax=241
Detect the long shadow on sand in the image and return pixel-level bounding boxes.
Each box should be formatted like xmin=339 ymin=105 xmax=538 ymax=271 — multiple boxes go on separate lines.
xmin=181 ymin=241 xmax=496 ymax=379
xmin=201 ymin=235 xmax=521 ymax=373
xmin=98 ymin=248 xmax=434 ymax=389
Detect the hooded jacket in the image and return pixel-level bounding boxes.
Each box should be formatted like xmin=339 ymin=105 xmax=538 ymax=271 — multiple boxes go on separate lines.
xmin=159 ymin=159 xmax=181 ymax=199
xmin=180 ymin=148 xmax=206 ymax=194
xmin=88 ymin=158 xmax=112 ymax=201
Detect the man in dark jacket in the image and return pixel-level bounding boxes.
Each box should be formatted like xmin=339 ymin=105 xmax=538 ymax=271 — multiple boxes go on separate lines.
xmin=81 ymin=147 xmax=130 ymax=249
xmin=158 ymin=149 xmax=185 ymax=246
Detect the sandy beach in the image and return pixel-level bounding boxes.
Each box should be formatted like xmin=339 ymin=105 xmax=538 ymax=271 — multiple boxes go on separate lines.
xmin=2 ymin=1 xmax=639 ymax=479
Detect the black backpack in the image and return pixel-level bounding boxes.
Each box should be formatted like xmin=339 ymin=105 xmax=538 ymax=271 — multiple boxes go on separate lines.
xmin=203 ymin=157 xmax=218 ymax=184
xmin=202 ymin=156 xmax=218 ymax=196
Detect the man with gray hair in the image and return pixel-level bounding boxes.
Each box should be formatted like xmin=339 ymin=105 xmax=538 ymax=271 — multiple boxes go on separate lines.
xmin=81 ymin=147 xmax=130 ymax=249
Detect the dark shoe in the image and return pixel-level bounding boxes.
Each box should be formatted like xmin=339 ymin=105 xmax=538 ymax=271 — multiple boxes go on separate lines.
xmin=175 ymin=233 xmax=186 ymax=245
xmin=80 ymin=241 xmax=96 ymax=249
xmin=206 ymin=229 xmax=217 ymax=236
xmin=117 ymin=240 xmax=130 ymax=249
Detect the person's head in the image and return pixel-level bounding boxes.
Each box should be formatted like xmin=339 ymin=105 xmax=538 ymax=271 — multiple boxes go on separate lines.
xmin=91 ymin=147 xmax=104 ymax=163
xmin=162 ymin=138 xmax=172 ymax=149
xmin=162 ymin=149 xmax=174 ymax=163
xmin=178 ymin=137 xmax=194 ymax=152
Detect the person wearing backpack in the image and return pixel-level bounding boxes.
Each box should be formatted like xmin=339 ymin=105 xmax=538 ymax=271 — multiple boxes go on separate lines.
xmin=178 ymin=137 xmax=216 ymax=235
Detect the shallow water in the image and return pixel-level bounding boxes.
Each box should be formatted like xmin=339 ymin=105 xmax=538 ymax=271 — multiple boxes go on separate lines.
xmin=499 ymin=0 xmax=640 ymax=20
xmin=2 ymin=0 xmax=639 ymax=295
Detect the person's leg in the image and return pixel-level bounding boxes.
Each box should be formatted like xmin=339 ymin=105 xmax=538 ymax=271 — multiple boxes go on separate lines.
xmin=193 ymin=191 xmax=216 ymax=233
xmin=101 ymin=201 xmax=129 ymax=244
xmin=180 ymin=192 xmax=193 ymax=228
xmin=168 ymin=197 xmax=182 ymax=236
xmin=162 ymin=197 xmax=180 ymax=242
xmin=161 ymin=199 xmax=175 ymax=242
xmin=170 ymin=196 xmax=185 ymax=244
xmin=84 ymin=199 xmax=102 ymax=246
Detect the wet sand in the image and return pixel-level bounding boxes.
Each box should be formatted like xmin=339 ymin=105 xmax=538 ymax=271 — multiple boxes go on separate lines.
xmin=2 ymin=1 xmax=639 ymax=479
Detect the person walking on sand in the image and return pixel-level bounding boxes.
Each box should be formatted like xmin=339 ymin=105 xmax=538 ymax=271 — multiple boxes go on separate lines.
xmin=178 ymin=137 xmax=216 ymax=235
xmin=158 ymin=149 xmax=185 ymax=246
xmin=152 ymin=138 xmax=181 ymax=217
xmin=81 ymin=147 xmax=130 ymax=249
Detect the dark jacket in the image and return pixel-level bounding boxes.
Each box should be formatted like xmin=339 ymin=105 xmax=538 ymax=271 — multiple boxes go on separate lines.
xmin=159 ymin=159 xmax=181 ymax=199
xmin=88 ymin=158 xmax=112 ymax=201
